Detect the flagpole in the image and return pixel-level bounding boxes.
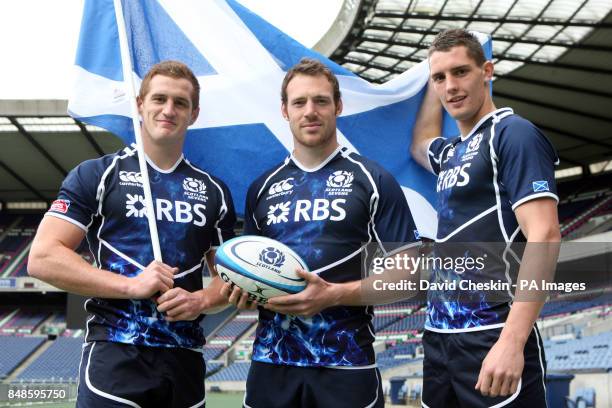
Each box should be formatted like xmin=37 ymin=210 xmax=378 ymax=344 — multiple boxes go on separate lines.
xmin=113 ymin=0 xmax=162 ymax=262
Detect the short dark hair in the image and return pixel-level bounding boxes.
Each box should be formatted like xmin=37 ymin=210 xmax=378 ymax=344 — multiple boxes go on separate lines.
xmin=139 ymin=60 xmax=200 ymax=110
xmin=281 ymin=58 xmax=341 ymax=105
xmin=428 ymin=29 xmax=486 ymax=66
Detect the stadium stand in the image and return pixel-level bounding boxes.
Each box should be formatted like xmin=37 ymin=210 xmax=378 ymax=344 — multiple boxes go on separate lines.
xmin=377 ymin=342 xmax=422 ymax=371
xmin=0 ymin=309 xmax=51 ymax=335
xmin=379 ymin=312 xmax=427 ymax=334
xmin=545 ymin=332 xmax=612 ymax=371
xmin=0 ymin=336 xmax=45 ymax=380
xmin=540 ymin=293 xmax=612 ymax=319
xmin=203 ymin=344 xmax=229 ymax=361
xmin=0 ymin=214 xmax=42 ymax=277
xmin=205 ymin=362 xmax=224 ymax=378
xmin=213 ymin=320 xmax=255 ymax=342
xmin=561 ymin=195 xmax=612 ymax=237
xmin=207 ymin=361 xmax=251 ymax=382
xmin=15 ymin=337 xmax=83 ymax=382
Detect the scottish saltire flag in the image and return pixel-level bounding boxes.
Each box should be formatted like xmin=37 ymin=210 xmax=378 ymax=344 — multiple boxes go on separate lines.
xmin=68 ymin=0 xmax=492 ymax=239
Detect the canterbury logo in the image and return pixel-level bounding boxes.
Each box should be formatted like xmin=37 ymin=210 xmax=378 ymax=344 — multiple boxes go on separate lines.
xmin=119 ymin=171 xmax=143 ymax=184
xmin=268 ymin=177 xmax=294 ymax=195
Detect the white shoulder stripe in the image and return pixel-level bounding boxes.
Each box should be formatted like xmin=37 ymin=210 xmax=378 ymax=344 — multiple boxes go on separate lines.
xmin=184 ymin=158 xmax=231 ymax=244
xmin=256 ymin=157 xmax=291 ymax=200
xmin=341 ymin=151 xmax=383 ymax=252
xmin=94 ymin=149 xmax=135 ymax=268
xmin=489 ymin=120 xmax=510 ymax=242
xmin=425 ymin=136 xmax=444 ymax=174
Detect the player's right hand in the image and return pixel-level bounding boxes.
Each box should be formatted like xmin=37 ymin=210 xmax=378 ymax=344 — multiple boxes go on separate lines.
xmin=128 ymin=261 xmax=177 ymax=299
xmin=220 ymin=283 xmax=258 ymax=310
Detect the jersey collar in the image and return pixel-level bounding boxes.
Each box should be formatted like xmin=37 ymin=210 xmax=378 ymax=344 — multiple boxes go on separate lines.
xmin=144 ymin=153 xmax=184 ymax=174
xmin=290 ymin=145 xmax=344 ymax=173
xmin=460 ymin=107 xmax=514 ymax=141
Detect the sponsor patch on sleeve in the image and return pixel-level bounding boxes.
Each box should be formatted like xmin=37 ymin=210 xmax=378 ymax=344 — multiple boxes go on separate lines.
xmin=532 ymin=181 xmax=550 ymax=193
xmin=49 ymin=199 xmax=70 ymax=214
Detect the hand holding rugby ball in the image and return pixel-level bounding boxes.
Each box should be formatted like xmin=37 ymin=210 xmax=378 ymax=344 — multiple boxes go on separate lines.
xmin=215 ymin=236 xmax=309 ymax=304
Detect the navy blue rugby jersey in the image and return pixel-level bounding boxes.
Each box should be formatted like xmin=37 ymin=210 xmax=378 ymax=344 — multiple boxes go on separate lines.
xmin=244 ymin=146 xmax=420 ymax=367
xmin=46 ymin=146 xmax=236 ymax=349
xmin=425 ymin=108 xmax=558 ymax=332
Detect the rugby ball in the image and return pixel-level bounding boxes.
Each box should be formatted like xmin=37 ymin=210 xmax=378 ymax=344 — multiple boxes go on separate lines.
xmin=215 ymin=236 xmax=309 ymax=304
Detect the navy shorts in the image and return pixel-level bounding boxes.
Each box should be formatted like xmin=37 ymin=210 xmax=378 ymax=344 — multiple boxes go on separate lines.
xmin=244 ymin=361 xmax=384 ymax=408
xmin=422 ymin=326 xmax=547 ymax=408
xmin=77 ymin=341 xmax=206 ymax=408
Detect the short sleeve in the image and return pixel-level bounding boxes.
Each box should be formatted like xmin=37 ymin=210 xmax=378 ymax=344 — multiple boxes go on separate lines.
xmin=243 ymin=181 xmax=261 ymax=235
xmin=427 ymin=137 xmax=450 ymax=175
xmin=494 ymin=119 xmax=559 ymax=210
xmin=212 ymin=179 xmax=237 ymax=246
xmin=46 ymin=160 xmax=101 ymax=231
xmin=373 ymin=168 xmax=421 ymax=254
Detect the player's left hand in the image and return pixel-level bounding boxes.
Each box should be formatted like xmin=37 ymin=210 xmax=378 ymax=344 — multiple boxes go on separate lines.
xmin=475 ymin=335 xmax=525 ymax=398
xmin=156 ymin=287 xmax=204 ymax=322
xmin=264 ymin=268 xmax=339 ymax=317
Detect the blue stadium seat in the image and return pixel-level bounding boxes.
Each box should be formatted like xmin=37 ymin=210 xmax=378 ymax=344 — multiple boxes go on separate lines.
xmin=15 ymin=337 xmax=83 ymax=382
xmin=0 ymin=336 xmax=45 ymax=379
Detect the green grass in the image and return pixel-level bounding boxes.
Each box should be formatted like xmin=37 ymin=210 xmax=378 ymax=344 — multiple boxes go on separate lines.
xmin=1 ymin=393 xmax=246 ymax=408
xmin=207 ymin=392 xmax=245 ymax=407
xmin=1 ymin=403 xmax=75 ymax=408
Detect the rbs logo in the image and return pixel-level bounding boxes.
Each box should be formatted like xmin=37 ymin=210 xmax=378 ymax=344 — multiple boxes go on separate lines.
xmin=267 ymin=199 xmax=346 ymax=225
xmin=437 ymin=163 xmax=471 ymax=192
xmin=125 ymin=194 xmax=207 ymax=226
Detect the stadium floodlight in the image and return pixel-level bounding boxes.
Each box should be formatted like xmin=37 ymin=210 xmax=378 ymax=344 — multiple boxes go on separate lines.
xmin=589 ymin=160 xmax=612 ymax=174
xmin=17 ymin=117 xmax=76 ymax=125
xmin=555 ymin=166 xmax=583 ymax=179
xmin=16 ymin=117 xmax=82 ymax=132
xmin=5 ymin=201 xmax=48 ymax=210
xmin=0 ymin=124 xmax=18 ymax=132
xmin=84 ymin=125 xmax=106 ymax=132
xmin=22 ymin=125 xmax=81 ymax=132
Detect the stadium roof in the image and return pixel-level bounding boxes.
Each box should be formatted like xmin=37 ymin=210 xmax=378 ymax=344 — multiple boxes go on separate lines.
xmin=1 ymin=0 xmax=611 ymax=204
xmin=331 ymin=0 xmax=612 ymax=178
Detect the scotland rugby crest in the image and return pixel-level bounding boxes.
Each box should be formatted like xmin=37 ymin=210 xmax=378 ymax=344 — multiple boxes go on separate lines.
xmin=325 ymin=170 xmax=353 ymax=196
xmin=182 ymin=177 xmax=208 ymax=202
xmin=258 ymin=247 xmax=286 ymax=270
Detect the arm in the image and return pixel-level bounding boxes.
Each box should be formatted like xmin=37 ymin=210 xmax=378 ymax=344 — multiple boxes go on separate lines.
xmin=476 ymin=198 xmax=560 ymax=397
xmin=157 ymin=250 xmax=231 ymax=321
xmin=411 ymin=83 xmax=443 ymax=170
xmin=28 ymin=216 xmax=176 ymax=299
xmin=265 ymin=246 xmax=420 ymax=316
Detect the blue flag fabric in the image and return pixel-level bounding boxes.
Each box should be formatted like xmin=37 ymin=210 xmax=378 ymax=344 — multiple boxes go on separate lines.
xmin=68 ymin=0 xmax=492 ymax=239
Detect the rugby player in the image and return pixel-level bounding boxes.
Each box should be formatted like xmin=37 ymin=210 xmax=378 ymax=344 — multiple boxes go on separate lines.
xmin=410 ymin=29 xmax=561 ymax=407
xmin=28 ymin=61 xmax=236 ymax=407
xmin=224 ymin=58 xmax=421 ymax=408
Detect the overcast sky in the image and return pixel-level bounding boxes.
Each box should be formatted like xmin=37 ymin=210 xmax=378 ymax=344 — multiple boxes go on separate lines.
xmin=0 ymin=0 xmax=342 ymax=100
